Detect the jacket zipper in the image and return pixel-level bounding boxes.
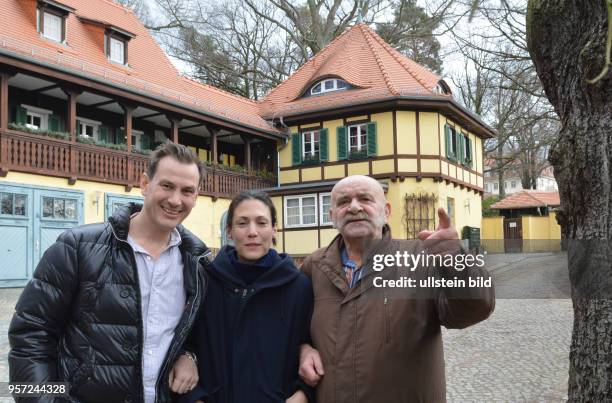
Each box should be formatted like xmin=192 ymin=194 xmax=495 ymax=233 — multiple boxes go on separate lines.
xmin=383 ymin=294 xmax=391 ymax=343
xmin=153 ymin=252 xmax=210 ymax=402
xmin=110 ymin=226 xmax=146 ymax=402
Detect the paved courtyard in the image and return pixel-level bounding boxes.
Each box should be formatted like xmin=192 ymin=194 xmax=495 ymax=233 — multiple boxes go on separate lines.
xmin=0 ymin=252 xmax=572 ymax=402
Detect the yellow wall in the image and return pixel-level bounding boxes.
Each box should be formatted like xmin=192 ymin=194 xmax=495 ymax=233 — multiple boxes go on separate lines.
xmin=320 ymin=228 xmax=338 ymax=246
xmin=279 ymin=169 xmax=299 ymax=183
xmin=522 ymin=213 xmax=562 ymax=252
xmin=284 ymin=230 xmax=319 ymax=255
xmin=347 ymin=162 xmax=369 ymax=176
xmin=324 ymin=164 xmax=344 ymax=179
xmin=371 ymin=112 xmax=394 ymax=155
xmin=398 ymin=158 xmax=417 ymax=172
xmin=372 ymin=159 xmax=394 ymax=175
xmin=419 ymin=112 xmax=439 ymax=155
xmin=1 ymin=172 xmax=230 ymax=249
xmin=323 ymin=119 xmax=343 ymax=163
xmin=482 ymin=217 xmax=504 ymax=239
xmin=278 ymin=111 xmax=485 ymax=192
xmin=420 ymin=159 xmax=440 ymax=174
xmin=386 ymin=178 xmax=481 ymax=239
xmin=396 ymin=111 xmax=417 ymax=154
xmin=301 ymin=167 xmax=321 ymax=182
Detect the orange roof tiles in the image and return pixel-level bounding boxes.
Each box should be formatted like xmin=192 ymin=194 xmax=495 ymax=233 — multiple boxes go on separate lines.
xmin=0 ymin=0 xmax=276 ymax=133
xmin=259 ymin=23 xmax=446 ymax=118
xmin=491 ymin=190 xmax=560 ymax=210
xmin=0 ymin=1 xmax=485 ymax=137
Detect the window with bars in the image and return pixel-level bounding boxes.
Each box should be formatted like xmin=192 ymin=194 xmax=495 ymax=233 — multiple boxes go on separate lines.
xmin=403 ymin=193 xmax=438 ymax=239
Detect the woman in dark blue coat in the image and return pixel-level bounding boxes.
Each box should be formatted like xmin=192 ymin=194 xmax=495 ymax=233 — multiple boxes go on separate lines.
xmin=181 ymin=190 xmax=314 ymax=403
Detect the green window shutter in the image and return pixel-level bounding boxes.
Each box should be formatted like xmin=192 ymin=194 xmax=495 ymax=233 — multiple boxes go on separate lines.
xmin=444 ymin=125 xmax=451 ymax=159
xmin=141 ymin=134 xmax=151 ymax=150
xmin=291 ymin=132 xmax=301 ymax=165
xmin=15 ymin=106 xmax=27 ymax=125
xmin=99 ymin=126 xmax=109 ymax=143
xmin=366 ymin=121 xmax=377 ymax=157
xmin=457 ymin=132 xmax=465 ymax=164
xmin=337 ymin=126 xmax=347 ymax=160
xmin=48 ymin=114 xmax=61 ymax=132
xmin=319 ymin=128 xmax=328 ymax=162
xmin=466 ymin=137 xmax=473 ymax=168
xmin=76 ymin=120 xmax=81 ymax=135
xmin=116 ymin=128 xmax=125 ymax=144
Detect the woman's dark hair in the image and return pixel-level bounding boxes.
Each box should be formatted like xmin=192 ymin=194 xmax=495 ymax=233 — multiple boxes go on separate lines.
xmin=227 ymin=190 xmax=277 ymax=229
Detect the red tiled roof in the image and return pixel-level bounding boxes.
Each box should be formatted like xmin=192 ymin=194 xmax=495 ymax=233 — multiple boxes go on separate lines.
xmin=259 ymin=23 xmax=446 ymax=119
xmin=491 ymin=190 xmax=560 ymax=210
xmin=0 ymin=0 xmax=276 ymax=134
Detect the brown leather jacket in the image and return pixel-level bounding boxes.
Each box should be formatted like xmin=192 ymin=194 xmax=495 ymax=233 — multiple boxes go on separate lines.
xmin=301 ymin=226 xmax=495 ymax=403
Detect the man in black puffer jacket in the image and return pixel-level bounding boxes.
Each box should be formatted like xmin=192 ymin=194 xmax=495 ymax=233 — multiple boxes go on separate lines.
xmin=9 ymin=143 xmax=209 ymax=403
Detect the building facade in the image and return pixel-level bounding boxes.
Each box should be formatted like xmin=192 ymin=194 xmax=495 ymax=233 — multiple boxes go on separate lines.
xmin=0 ymin=0 xmax=494 ymax=284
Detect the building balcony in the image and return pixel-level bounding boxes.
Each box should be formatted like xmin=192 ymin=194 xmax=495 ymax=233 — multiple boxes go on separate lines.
xmin=0 ymin=127 xmax=276 ymax=198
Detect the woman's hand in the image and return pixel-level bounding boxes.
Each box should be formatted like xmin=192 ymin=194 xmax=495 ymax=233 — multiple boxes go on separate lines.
xmin=169 ymin=353 xmax=199 ymax=394
xmin=286 ymin=390 xmax=307 ymax=403
xmin=299 ymin=343 xmax=324 ymax=387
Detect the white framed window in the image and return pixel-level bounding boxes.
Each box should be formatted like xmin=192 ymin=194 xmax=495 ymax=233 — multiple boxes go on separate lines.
xmin=119 ymin=128 xmax=144 ymax=149
xmin=511 ymin=181 xmax=516 ymax=188
xmin=77 ymin=117 xmax=101 ymax=139
xmin=42 ymin=11 xmax=63 ymax=42
xmin=348 ymin=123 xmax=368 ymax=153
xmin=284 ymin=194 xmax=317 ymax=228
xmin=319 ymin=193 xmax=332 ymax=225
xmin=22 ymin=104 xmax=52 ymax=130
xmin=494 ymin=183 xmax=499 ymax=190
xmin=447 ymin=197 xmax=455 ymax=228
xmin=302 ymin=130 xmax=319 ymax=159
xmin=109 ymin=37 xmax=126 ymax=64
xmin=310 ymin=78 xmax=349 ymax=95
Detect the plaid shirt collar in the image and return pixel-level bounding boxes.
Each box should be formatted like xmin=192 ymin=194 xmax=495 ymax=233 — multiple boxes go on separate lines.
xmin=341 ymin=246 xmax=363 ymax=288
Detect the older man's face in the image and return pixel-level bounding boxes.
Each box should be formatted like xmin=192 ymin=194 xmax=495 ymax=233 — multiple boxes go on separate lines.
xmin=330 ymin=177 xmax=390 ymax=241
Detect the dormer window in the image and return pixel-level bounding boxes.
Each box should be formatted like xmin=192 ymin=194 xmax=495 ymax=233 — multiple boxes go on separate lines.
xmin=109 ymin=37 xmax=126 ymax=64
xmin=309 ymin=78 xmax=349 ymax=95
xmin=104 ymin=26 xmax=134 ymax=65
xmin=435 ymin=79 xmax=452 ymax=95
xmin=37 ymin=1 xmax=73 ymax=43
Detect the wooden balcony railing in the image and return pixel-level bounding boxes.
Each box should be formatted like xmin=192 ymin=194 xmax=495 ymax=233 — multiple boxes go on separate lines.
xmin=0 ymin=129 xmax=276 ymax=198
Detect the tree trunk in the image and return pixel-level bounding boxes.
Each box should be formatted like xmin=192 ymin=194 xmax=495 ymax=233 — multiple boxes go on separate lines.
xmin=527 ymin=1 xmax=612 ymax=401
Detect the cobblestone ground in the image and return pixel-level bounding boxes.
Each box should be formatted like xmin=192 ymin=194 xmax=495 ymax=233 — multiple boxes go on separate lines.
xmin=0 ymin=253 xmax=573 ymax=402
xmin=443 ymin=299 xmax=572 ymax=402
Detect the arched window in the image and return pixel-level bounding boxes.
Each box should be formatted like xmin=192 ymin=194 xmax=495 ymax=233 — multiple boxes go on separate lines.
xmin=309 ymin=78 xmax=350 ymax=95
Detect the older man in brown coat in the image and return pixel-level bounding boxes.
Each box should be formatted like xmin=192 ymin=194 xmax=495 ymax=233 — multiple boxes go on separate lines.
xmin=299 ymin=175 xmax=494 ymax=403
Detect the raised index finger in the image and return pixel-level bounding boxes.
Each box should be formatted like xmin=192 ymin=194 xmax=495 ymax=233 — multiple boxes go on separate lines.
xmin=437 ymin=207 xmax=451 ymax=229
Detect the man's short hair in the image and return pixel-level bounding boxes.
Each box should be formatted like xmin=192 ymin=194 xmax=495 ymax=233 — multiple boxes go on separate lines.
xmin=147 ymin=142 xmax=205 ymax=183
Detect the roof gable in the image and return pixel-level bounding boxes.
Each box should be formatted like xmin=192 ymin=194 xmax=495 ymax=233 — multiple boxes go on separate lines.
xmin=260 ymin=23 xmax=446 ymax=118
xmin=491 ymin=190 xmax=560 ymax=210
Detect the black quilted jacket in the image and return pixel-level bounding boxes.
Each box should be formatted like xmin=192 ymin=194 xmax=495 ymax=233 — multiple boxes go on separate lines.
xmin=8 ymin=203 xmax=210 ymax=403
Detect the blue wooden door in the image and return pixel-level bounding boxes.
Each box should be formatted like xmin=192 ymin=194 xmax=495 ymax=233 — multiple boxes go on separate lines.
xmin=105 ymin=194 xmax=143 ymax=220
xmin=0 ymin=184 xmax=34 ymax=286
xmin=33 ymin=189 xmax=84 ymax=269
